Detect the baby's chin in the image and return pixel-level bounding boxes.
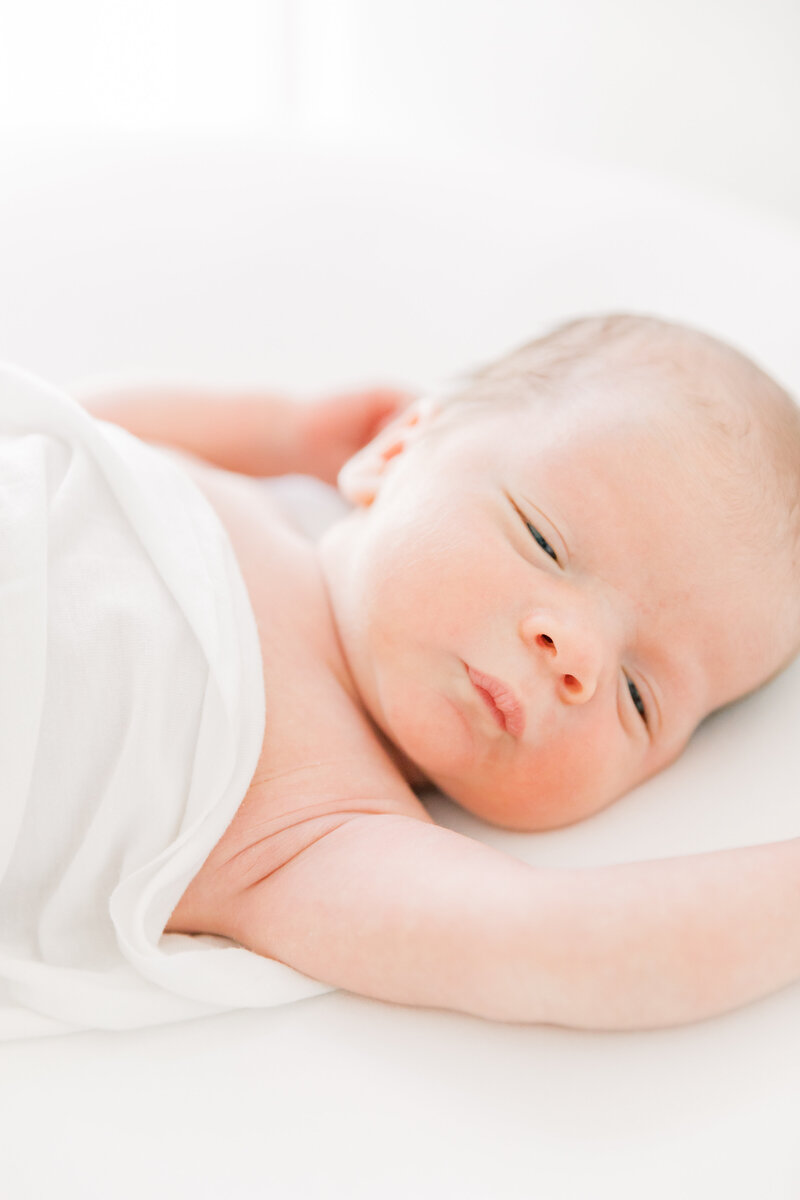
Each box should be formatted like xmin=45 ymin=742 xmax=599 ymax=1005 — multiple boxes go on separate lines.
xmin=367 ymin=672 xmax=476 ymax=788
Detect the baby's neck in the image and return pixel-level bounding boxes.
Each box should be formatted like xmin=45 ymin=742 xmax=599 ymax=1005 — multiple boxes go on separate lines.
xmin=377 ymin=735 xmax=431 ymax=790
xmin=315 ymin=514 xmax=431 ymax=793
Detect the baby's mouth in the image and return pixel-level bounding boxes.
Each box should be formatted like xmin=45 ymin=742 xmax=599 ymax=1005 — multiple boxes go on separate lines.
xmin=465 ymin=664 xmax=526 ymax=738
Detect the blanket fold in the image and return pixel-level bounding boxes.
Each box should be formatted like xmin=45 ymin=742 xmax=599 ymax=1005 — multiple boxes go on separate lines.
xmin=0 ymin=364 xmax=333 ymax=1040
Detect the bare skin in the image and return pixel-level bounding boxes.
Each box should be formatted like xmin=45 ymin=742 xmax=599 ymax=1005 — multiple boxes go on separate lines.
xmin=158 ymin=446 xmax=434 ymax=935
xmin=83 ymin=384 xmax=800 ymax=1032
xmin=81 ymin=387 xmax=434 ymax=930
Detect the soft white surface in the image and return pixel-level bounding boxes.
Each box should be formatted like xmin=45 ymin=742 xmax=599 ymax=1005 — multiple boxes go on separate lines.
xmin=0 ymin=365 xmax=331 ymax=1041
xmin=0 ymin=136 xmax=798 ymax=1198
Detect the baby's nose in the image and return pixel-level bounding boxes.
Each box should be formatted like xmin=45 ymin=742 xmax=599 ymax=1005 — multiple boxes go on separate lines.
xmin=520 ymin=617 xmax=603 ymax=706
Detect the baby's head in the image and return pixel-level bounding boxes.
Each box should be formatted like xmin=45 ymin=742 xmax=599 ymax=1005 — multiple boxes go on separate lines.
xmin=320 ymin=314 xmax=800 ymax=830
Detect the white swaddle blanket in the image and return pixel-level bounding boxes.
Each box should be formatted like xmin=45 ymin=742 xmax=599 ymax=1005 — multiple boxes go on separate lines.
xmin=0 ymin=363 xmax=334 ymax=1040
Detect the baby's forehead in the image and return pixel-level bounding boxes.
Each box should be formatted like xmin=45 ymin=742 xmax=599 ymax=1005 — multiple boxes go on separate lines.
xmin=478 ymin=377 xmax=704 ymax=466
xmin=440 ymin=315 xmax=800 ymax=694
xmin=511 ymin=400 xmax=787 ymax=680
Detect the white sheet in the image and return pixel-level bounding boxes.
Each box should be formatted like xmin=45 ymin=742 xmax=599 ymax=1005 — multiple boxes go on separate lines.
xmin=0 ymin=363 xmax=332 ymax=1040
xmin=0 ymin=137 xmax=798 ymax=1200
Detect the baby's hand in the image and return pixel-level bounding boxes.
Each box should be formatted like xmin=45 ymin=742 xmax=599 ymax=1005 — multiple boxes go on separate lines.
xmin=297 ymin=387 xmax=415 ymax=485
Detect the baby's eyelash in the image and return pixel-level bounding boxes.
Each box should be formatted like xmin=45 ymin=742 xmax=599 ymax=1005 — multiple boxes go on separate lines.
xmin=514 ymin=496 xmax=649 ymax=731
xmin=524 ymin=520 xmax=559 ymax=563
xmin=626 ymin=675 xmax=648 ymax=726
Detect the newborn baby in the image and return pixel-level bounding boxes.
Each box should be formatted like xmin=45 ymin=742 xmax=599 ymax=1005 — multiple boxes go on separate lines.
xmin=9 ymin=313 xmax=800 ymax=1034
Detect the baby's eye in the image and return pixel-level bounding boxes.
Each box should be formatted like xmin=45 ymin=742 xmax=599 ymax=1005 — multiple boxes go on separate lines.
xmin=626 ymin=675 xmax=648 ymax=726
xmin=525 ymin=520 xmax=559 ymax=563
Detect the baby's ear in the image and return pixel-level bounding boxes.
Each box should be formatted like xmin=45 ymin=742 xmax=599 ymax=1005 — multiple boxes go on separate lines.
xmin=337 ymin=396 xmax=443 ymax=505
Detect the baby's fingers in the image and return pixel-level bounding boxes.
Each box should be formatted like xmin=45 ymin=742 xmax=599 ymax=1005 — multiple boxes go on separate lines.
xmin=366 ymin=387 xmax=417 ymax=427
xmin=329 ymin=387 xmax=416 ymax=438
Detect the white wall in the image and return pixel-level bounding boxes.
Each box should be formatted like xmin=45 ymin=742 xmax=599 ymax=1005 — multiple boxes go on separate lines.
xmin=0 ymin=0 xmax=287 ymax=132
xmin=0 ymin=0 xmax=797 ymax=226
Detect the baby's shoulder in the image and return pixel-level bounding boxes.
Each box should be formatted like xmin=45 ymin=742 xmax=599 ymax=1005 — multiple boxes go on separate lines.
xmin=164 ymin=455 xmax=430 ymax=937
xmin=209 ymin=627 xmax=431 ymax=900
xmin=166 ymin=670 xmax=429 ymax=939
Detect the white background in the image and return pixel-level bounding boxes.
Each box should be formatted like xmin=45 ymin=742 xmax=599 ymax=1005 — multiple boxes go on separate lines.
xmin=1 ymin=7 xmax=799 ymax=1198
xmin=0 ymin=0 xmax=798 ymax=227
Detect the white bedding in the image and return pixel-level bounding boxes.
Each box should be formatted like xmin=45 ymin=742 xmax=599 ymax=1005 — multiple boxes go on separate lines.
xmin=0 ymin=364 xmax=331 ymax=1040
xmin=0 ymin=137 xmax=798 ymax=1200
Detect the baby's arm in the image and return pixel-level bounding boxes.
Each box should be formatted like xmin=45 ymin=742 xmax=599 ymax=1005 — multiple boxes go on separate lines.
xmin=220 ymin=814 xmax=800 ymax=1031
xmin=82 ymin=386 xmax=411 ymax=482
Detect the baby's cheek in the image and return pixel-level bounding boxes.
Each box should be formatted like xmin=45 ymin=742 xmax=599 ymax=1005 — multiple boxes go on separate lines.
xmin=508 ymin=728 xmax=625 ymax=831
xmin=379 ymin=672 xmax=477 ymax=781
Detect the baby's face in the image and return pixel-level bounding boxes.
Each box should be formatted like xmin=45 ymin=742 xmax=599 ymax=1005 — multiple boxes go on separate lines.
xmin=319 ymin=390 xmax=787 ymax=830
